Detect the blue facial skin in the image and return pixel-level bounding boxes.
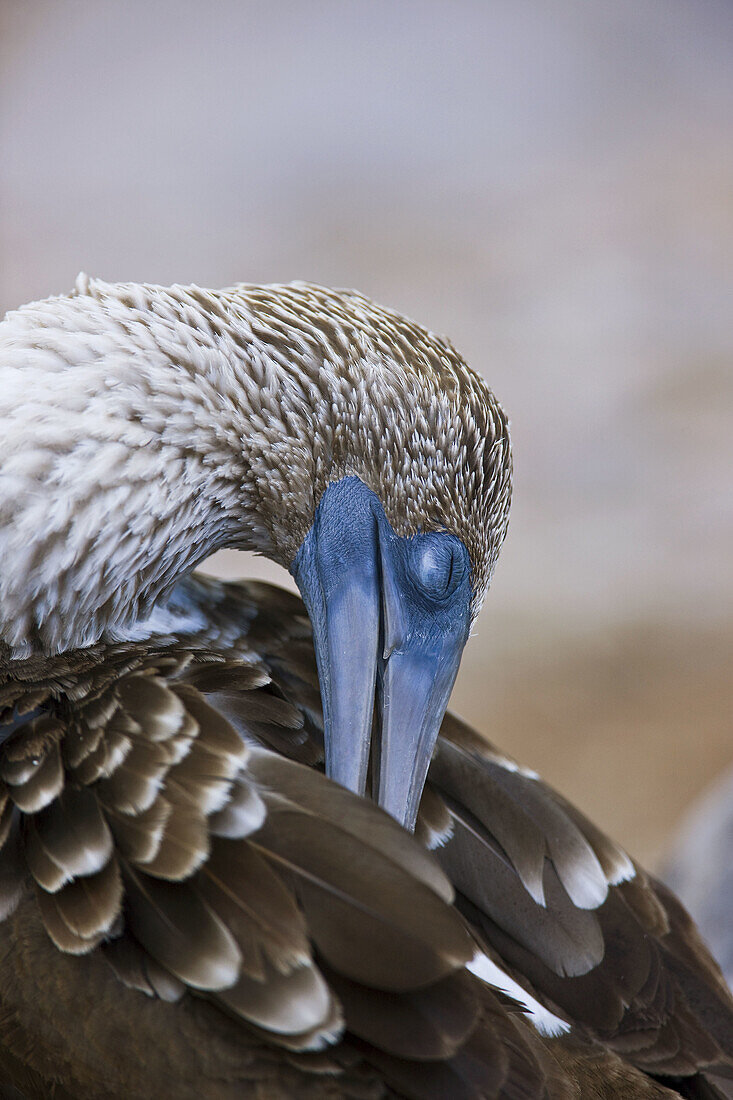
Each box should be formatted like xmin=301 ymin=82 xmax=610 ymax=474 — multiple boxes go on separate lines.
xmin=291 ymin=476 xmax=471 ymax=831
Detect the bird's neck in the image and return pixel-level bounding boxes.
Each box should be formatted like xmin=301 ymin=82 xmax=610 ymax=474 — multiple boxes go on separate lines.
xmin=0 ymin=348 xmax=290 ymax=657
xmin=0 ymin=410 xmax=249 ymax=657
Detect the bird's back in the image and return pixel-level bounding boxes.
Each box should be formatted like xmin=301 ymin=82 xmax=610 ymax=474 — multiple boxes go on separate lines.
xmin=0 ymin=574 xmax=731 ymax=1098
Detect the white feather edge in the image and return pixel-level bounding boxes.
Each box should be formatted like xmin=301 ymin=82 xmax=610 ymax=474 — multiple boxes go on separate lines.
xmin=468 ymin=952 xmax=571 ymax=1037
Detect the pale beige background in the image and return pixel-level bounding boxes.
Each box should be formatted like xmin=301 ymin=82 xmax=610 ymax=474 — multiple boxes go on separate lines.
xmin=1 ymin=0 xmax=731 ymax=868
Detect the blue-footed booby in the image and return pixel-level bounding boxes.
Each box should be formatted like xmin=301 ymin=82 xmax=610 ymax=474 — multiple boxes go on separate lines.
xmin=0 ymin=276 xmax=731 ymax=1099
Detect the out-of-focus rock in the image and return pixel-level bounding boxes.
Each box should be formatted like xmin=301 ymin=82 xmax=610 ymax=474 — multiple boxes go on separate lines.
xmin=664 ymin=768 xmax=733 ymax=991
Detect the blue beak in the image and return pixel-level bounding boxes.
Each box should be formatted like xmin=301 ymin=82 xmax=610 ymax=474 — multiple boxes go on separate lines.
xmin=291 ymin=477 xmax=471 ymax=831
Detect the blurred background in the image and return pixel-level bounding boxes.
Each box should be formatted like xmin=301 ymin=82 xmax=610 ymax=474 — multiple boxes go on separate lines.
xmin=1 ymin=1 xmax=731 ymax=877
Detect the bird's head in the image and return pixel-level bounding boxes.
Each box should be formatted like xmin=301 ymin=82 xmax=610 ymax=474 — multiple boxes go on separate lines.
xmin=240 ymin=283 xmax=513 ymax=831
xmin=1 ymin=278 xmax=511 ymax=830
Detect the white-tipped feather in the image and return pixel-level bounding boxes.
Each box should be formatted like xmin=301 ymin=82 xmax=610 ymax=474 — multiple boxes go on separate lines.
xmin=468 ymin=953 xmax=571 ymax=1038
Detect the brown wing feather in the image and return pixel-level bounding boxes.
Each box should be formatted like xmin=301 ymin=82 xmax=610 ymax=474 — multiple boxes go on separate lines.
xmin=227 ymin=574 xmax=733 ymax=1096
xmin=0 ymin=587 xmax=560 ymax=1098
xmin=2 ymin=574 xmax=731 ymax=1097
xmin=432 ymin=712 xmax=733 ymax=1091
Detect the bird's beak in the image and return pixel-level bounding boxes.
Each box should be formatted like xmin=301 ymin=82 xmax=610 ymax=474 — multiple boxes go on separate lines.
xmin=291 ymin=478 xmax=471 ymax=831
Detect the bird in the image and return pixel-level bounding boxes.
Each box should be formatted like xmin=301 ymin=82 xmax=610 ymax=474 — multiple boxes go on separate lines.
xmin=0 ymin=275 xmax=731 ymax=1099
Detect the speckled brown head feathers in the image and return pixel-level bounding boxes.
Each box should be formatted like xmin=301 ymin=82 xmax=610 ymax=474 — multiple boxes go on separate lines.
xmin=193 ymin=279 xmax=513 ymax=599
xmin=0 ymin=277 xmax=511 ymax=654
